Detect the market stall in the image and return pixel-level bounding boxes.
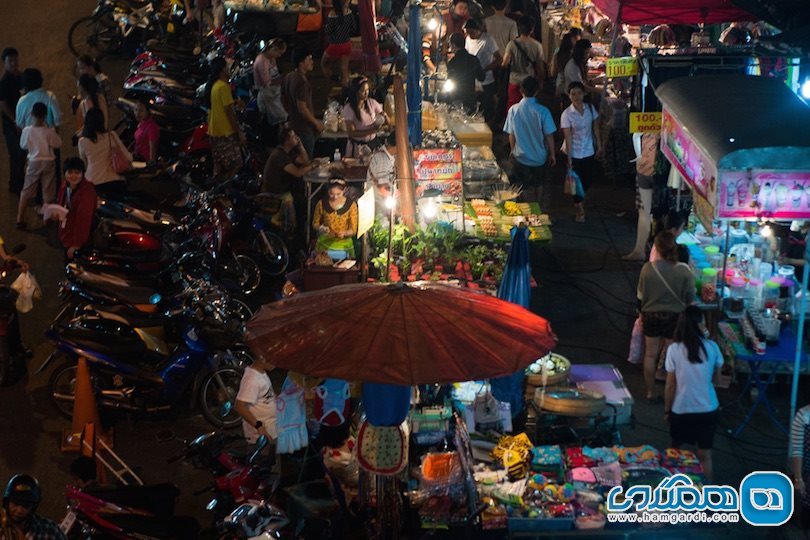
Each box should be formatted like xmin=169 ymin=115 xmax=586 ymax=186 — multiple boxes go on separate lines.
xmin=655 ymin=73 xmax=810 ymax=433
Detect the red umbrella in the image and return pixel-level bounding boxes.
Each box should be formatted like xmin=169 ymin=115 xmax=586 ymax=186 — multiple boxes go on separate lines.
xmin=245 ymin=282 xmax=557 ymax=385
xmin=590 ymin=0 xmax=756 ymax=25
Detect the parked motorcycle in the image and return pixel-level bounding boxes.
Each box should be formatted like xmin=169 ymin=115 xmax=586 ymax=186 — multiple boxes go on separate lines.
xmin=42 ymin=288 xmax=250 ymax=428
xmin=61 ymin=483 xmax=200 ymax=539
xmin=68 ymin=0 xmax=166 ymax=58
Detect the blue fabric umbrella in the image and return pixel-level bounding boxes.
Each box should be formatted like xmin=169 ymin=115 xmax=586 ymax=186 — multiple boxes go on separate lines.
xmin=406 ymin=2 xmax=422 ymax=146
xmin=490 ymin=225 xmax=532 ymax=415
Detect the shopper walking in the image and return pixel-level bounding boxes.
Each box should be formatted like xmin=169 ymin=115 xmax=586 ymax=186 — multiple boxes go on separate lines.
xmin=17 ymin=102 xmax=60 ymax=228
xmin=562 ymin=39 xmax=600 ymax=102
xmin=321 ymin=0 xmax=355 ymax=87
xmin=664 ymin=306 xmax=722 ymax=482
xmin=282 ymin=49 xmax=322 ymax=159
xmin=76 ymin=55 xmax=112 ymax=105
xmin=0 ymin=48 xmax=25 ymax=195
xmin=463 ymin=19 xmax=501 ymax=123
xmin=74 ymin=74 xmax=108 ymax=137
xmin=550 ymin=30 xmax=576 ymax=98
xmin=484 ymin=0 xmax=517 ymax=55
xmin=446 ymin=32 xmax=485 ymax=113
xmin=253 ymin=38 xmax=287 ymax=146
xmin=501 ymin=16 xmax=545 ymax=109
xmin=78 ymin=108 xmax=131 ymax=198
xmin=205 ymin=56 xmax=245 ymax=180
xmin=561 ymin=81 xmax=602 ymax=223
xmin=503 ymin=76 xmax=556 ymax=205
xmin=637 ymin=231 xmax=694 ymax=402
xmin=15 ymin=68 xmax=61 ymax=129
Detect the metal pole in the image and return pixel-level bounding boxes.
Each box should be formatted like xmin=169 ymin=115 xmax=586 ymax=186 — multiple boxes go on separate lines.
xmin=718 ymin=221 xmax=730 ymax=312
xmin=385 ymin=185 xmax=397 ymax=281
xmin=789 ymin=236 xmax=810 ymax=435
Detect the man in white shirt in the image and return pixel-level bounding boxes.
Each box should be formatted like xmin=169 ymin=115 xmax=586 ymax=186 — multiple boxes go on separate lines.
xmin=235 ymin=356 xmax=278 ymax=445
xmin=366 ymin=133 xmax=397 ymax=219
xmin=463 ymin=19 xmax=501 ymax=125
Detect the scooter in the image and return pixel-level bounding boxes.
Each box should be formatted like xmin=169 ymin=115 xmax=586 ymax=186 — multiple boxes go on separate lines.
xmin=61 ymin=483 xmax=200 ymax=539
xmin=41 ymin=297 xmax=249 ymax=428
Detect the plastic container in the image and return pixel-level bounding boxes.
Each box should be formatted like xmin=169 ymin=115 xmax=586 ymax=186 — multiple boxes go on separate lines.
xmin=764 ymin=280 xmax=781 ymax=309
xmin=700 ymin=268 xmax=719 ymax=303
xmin=729 ymin=228 xmax=749 ymax=249
xmin=728 ymin=277 xmax=747 ymax=314
xmin=760 ymin=262 xmax=773 ymax=282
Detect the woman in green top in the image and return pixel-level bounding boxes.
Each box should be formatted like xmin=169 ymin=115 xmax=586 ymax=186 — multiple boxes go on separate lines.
xmin=205 ymin=56 xmax=245 ymax=180
xmin=637 ymin=231 xmax=695 ymax=402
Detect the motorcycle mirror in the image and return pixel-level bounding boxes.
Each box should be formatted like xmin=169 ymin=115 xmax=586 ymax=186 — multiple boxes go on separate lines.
xmin=11 ymin=244 xmax=26 ymax=255
xmin=249 ymin=435 xmax=268 ymax=464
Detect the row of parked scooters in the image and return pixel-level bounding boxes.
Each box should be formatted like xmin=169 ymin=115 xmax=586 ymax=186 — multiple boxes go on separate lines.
xmin=45 ymin=9 xmax=302 ymax=538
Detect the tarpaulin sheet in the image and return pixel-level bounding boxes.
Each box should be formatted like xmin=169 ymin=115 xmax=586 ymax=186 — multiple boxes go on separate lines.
xmin=591 ymin=0 xmax=756 ymax=24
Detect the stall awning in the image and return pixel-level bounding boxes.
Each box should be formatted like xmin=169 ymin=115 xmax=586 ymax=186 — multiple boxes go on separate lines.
xmin=591 ymin=0 xmax=757 ymax=25
xmin=656 ymin=74 xmax=810 ymax=170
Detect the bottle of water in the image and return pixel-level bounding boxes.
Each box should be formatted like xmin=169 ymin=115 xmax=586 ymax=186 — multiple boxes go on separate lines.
xmin=333 ymin=148 xmax=341 ymax=163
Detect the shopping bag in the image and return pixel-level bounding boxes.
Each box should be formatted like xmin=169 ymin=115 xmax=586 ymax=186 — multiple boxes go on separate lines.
xmin=627 ymin=315 xmax=645 ymax=364
xmin=109 ymin=133 xmax=131 ymax=174
xmin=569 ymin=168 xmax=586 ymax=200
xmin=563 ymin=173 xmax=576 ymax=195
xmin=10 ymin=271 xmax=41 ymax=313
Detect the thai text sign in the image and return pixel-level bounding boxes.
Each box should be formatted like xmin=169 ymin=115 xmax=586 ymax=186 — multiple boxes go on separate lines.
xmin=661 ymin=108 xmax=718 ymax=205
xmin=606 ymin=57 xmax=638 ymax=78
xmin=413 ymin=148 xmax=463 ymax=197
xmin=629 ymin=112 xmax=662 ymax=133
xmin=718 ymin=170 xmax=810 ymax=220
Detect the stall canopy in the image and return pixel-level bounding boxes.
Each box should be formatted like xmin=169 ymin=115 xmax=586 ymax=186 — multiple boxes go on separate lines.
xmin=591 ymin=0 xmax=757 ymax=24
xmin=656 ymin=74 xmax=810 ymax=171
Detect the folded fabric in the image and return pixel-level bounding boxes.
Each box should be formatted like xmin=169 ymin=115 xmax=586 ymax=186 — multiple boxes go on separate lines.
xmin=530 ymin=445 xmax=562 ymax=467
xmin=583 ymin=446 xmax=619 ymax=464
xmin=612 ymin=445 xmax=659 ymax=465
xmin=591 ymin=461 xmax=623 ymax=487
xmin=566 ymin=447 xmax=596 ymax=468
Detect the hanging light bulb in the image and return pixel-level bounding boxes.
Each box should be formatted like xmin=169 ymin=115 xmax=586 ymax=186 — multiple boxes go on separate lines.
xmin=385 ymin=196 xmax=397 ymax=210
xmin=761 ymin=222 xmax=773 ymax=238
xmin=423 ymin=201 xmax=438 ymax=219
xmin=442 ymin=79 xmax=455 ymax=93
xmin=427 ymin=18 xmax=439 ymax=31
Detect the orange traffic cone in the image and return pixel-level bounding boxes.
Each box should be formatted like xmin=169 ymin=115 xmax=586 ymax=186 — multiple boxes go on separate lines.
xmin=61 ymin=357 xmax=103 ymax=452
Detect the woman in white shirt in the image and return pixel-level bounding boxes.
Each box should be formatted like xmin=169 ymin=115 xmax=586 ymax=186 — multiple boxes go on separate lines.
xmin=560 ymin=81 xmax=602 ymax=223
xmin=664 ymin=306 xmax=723 ymax=482
xmin=78 ymin=107 xmax=131 ymax=199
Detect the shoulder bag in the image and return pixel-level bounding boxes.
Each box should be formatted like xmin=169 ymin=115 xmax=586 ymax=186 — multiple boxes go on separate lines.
xmin=650 ymin=261 xmax=687 ymax=309
xmin=109 ymin=132 xmax=131 ymax=174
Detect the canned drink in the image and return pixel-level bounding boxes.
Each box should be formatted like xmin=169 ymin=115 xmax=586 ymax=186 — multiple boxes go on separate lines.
xmin=755 ymin=341 xmax=766 ymax=355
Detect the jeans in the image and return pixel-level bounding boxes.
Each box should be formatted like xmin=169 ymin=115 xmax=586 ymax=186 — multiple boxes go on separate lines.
xmin=2 ymin=121 xmax=25 ymax=194
xmin=480 ymin=82 xmax=497 ymax=125
xmin=298 ymin=131 xmax=316 ymax=160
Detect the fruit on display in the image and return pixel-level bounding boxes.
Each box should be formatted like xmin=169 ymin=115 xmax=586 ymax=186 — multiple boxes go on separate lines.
xmin=527 ymin=353 xmax=570 ymax=376
xmin=503 ymin=201 xmax=522 ymax=216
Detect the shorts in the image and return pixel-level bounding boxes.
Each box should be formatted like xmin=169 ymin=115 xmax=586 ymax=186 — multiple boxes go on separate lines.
xmin=324 ymin=42 xmax=352 ymax=58
xmin=509 ymin=157 xmax=547 ymax=188
xmin=641 ymin=311 xmax=680 ymax=339
xmin=637 ymin=173 xmax=655 ymax=190
xmin=670 ymin=410 xmax=717 ymax=449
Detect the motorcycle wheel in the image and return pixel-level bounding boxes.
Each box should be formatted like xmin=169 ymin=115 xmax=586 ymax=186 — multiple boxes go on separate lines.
xmin=230 ymin=254 xmax=262 ymax=296
xmin=253 ymin=230 xmax=289 ymax=277
xmin=49 ymin=358 xmax=84 ymax=419
xmin=229 ymin=298 xmax=254 ymax=322
xmin=0 ymin=336 xmax=10 ymax=387
xmin=199 ymin=366 xmax=243 ymax=429
xmin=68 ymin=14 xmax=122 ymax=58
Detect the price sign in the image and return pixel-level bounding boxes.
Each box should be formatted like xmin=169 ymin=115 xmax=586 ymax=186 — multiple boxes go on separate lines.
xmin=605 ymin=57 xmax=638 ymax=78
xmin=629 ymin=112 xmax=662 ymax=133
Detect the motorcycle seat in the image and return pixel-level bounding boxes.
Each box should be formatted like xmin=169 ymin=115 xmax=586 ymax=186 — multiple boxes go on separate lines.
xmin=92 ymin=304 xmax=169 ymax=329
xmin=60 ymin=331 xmax=152 ymax=362
xmin=74 ymin=275 xmax=161 ymax=306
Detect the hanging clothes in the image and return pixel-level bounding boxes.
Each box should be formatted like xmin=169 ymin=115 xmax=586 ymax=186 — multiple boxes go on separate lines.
xmin=275 ymin=377 xmax=308 ymax=454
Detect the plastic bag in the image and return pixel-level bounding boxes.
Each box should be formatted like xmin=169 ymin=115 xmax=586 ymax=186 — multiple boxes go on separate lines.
xmin=627 ymin=316 xmax=644 ymax=364
xmin=568 ymin=168 xmax=585 ymax=199
xmin=11 ymin=271 xmax=40 ymax=313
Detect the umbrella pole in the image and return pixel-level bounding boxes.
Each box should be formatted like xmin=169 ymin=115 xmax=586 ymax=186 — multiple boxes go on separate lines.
xmin=386 ymin=184 xmax=397 ymax=281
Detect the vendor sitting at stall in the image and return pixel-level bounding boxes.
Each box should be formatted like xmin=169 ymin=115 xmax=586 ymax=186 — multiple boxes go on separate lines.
xmin=342 ymin=76 xmax=390 ymax=158
xmin=312 ymin=178 xmax=358 ymax=258
xmin=263 ymin=127 xmax=316 ymax=235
